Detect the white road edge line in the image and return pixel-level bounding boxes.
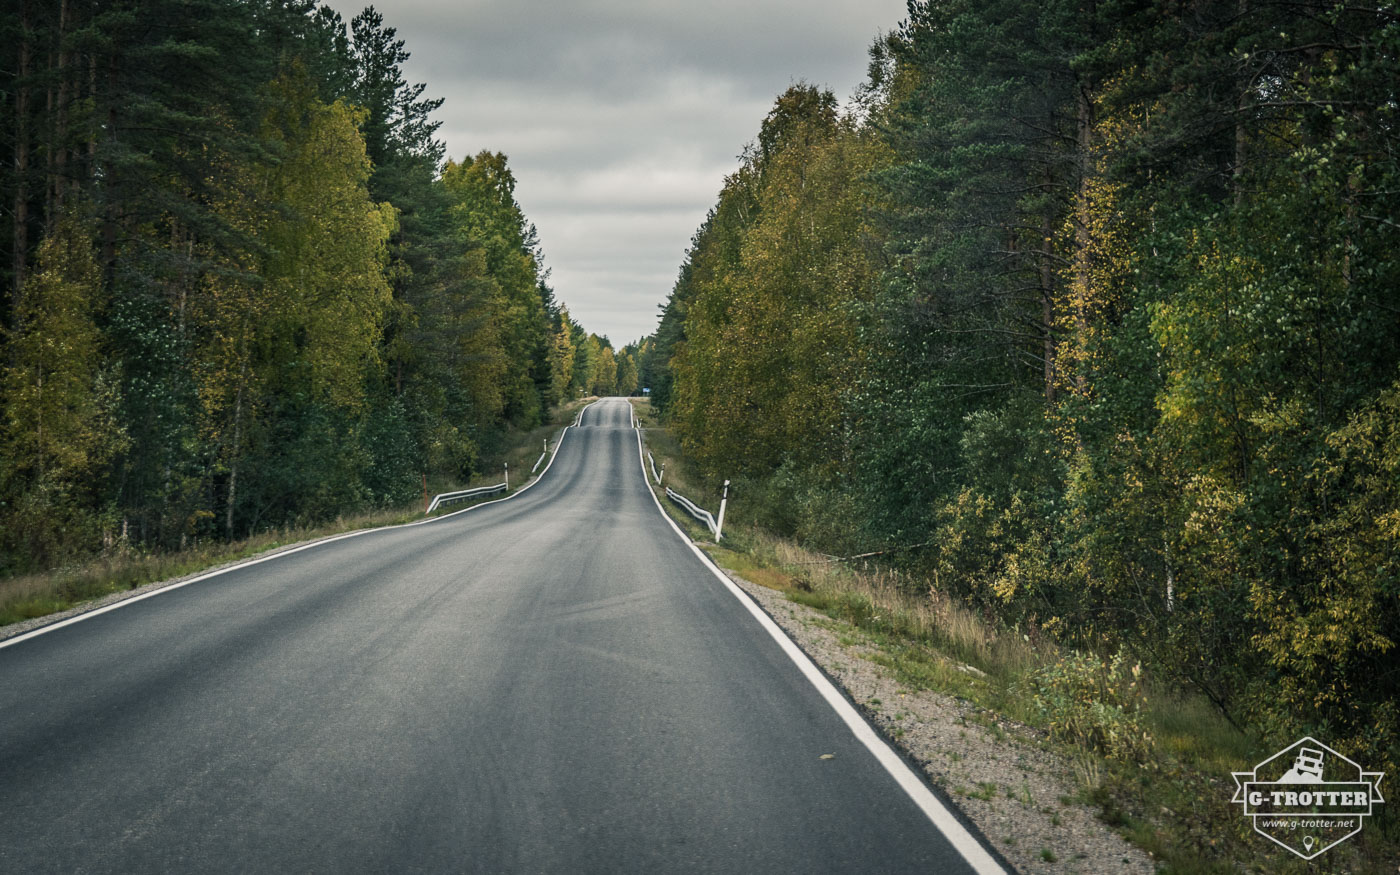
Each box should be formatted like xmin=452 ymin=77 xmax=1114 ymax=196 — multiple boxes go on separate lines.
xmin=0 ymin=400 xmax=604 ymax=652
xmin=627 ymin=400 xmax=1007 ymax=875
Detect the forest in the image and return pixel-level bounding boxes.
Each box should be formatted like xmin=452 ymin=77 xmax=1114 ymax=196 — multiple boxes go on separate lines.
xmin=0 ymin=1 xmax=637 ymax=575
xmin=641 ymin=0 xmax=1400 ymax=775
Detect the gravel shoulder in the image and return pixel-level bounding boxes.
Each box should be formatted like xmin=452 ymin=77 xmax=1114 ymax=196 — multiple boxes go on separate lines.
xmin=720 ymin=565 xmax=1158 ymax=875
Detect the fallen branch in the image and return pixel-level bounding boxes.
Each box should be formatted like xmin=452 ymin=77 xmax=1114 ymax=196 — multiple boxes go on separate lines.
xmin=789 ymin=541 xmax=937 ymax=566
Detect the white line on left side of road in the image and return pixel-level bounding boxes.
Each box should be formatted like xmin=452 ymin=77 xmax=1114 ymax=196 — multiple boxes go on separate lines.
xmin=0 ymin=400 xmax=604 ymax=652
xmin=629 ymin=421 xmax=1007 ymax=875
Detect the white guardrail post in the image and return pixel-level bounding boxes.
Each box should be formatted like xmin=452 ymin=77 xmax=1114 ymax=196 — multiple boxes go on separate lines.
xmin=715 ymin=480 xmax=729 ymax=542
xmin=504 ymin=462 xmax=509 ymax=492
xmin=532 ymin=439 xmax=548 ymax=473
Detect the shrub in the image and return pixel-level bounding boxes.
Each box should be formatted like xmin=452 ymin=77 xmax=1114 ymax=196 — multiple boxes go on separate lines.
xmin=1031 ymin=651 xmax=1154 ymax=763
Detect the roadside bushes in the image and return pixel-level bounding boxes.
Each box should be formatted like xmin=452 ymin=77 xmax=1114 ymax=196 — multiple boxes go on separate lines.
xmin=1031 ymin=651 xmax=1154 ymax=764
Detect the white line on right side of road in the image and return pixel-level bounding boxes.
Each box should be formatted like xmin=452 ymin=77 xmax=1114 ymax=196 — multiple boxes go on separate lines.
xmin=628 ymin=408 xmax=1007 ymax=875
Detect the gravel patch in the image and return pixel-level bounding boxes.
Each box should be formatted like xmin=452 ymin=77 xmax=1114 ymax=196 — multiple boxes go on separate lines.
xmin=723 ymin=567 xmax=1157 ymax=875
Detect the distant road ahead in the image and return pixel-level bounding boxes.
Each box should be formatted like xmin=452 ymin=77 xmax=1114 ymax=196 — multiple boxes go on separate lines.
xmin=0 ymin=398 xmax=1001 ymax=873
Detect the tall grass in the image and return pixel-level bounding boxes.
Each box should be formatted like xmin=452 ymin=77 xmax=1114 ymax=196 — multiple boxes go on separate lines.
xmin=756 ymin=532 xmax=1040 ymax=679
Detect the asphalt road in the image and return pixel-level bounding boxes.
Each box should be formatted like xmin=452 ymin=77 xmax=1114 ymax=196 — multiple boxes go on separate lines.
xmin=0 ymin=399 xmax=1003 ymax=873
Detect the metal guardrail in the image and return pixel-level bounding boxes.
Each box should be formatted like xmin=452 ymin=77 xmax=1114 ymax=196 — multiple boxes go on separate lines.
xmin=648 ymin=452 xmax=663 ymax=484
xmin=426 ymin=483 xmax=507 ymax=514
xmin=665 ymin=481 xmax=729 ymax=541
xmin=665 ymin=487 xmax=717 ymax=535
xmin=425 ymin=417 xmax=578 ymax=516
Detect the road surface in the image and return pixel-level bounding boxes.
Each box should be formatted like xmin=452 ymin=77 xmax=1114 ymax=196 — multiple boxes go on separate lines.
xmin=0 ymin=398 xmax=1003 ymax=873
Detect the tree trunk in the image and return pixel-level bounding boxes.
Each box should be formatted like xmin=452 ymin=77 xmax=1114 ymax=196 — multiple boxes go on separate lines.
xmin=35 ymin=362 xmax=45 ymax=481
xmin=225 ymin=319 xmax=252 ymax=540
xmin=52 ymin=0 xmax=71 ymax=214
xmin=12 ymin=0 xmax=32 ymax=318
xmin=100 ymin=51 xmax=118 ymax=284
xmin=1233 ymin=0 xmax=1249 ymax=203
xmin=43 ymin=35 xmax=54 ymax=229
xmin=1072 ymin=81 xmax=1094 ymax=395
xmin=87 ymin=54 xmax=98 ymax=180
xmin=226 ymin=378 xmax=245 ymax=540
xmin=1040 ymin=211 xmax=1057 ymax=404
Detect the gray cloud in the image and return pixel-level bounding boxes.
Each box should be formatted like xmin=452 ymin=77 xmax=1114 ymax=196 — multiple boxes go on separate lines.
xmin=321 ymin=0 xmax=908 ymax=343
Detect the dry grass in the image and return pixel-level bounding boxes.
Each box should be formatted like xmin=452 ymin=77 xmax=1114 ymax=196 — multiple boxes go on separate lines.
xmin=748 ymin=531 xmax=1039 ymax=682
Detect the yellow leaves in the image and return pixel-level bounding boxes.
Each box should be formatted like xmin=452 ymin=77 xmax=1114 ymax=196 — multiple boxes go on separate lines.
xmin=1179 ymin=474 xmax=1243 ymax=538
xmin=591 ymin=345 xmax=618 ymax=395
xmin=1234 ymin=380 xmax=1400 ymax=763
xmin=672 ymin=110 xmax=891 ymax=478
xmin=192 ymin=70 xmax=394 ymax=454
xmin=2 ymin=215 xmax=126 ymax=485
xmin=1056 ymin=173 xmax=1132 ymax=400
xmin=548 ymin=314 xmax=577 ymax=402
xmin=259 ymin=89 xmax=392 ymax=411
xmin=1031 ymin=651 xmax=1155 ymax=763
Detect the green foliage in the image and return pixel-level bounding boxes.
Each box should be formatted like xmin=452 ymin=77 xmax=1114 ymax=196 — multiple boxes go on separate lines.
xmin=1254 ymin=379 xmax=1400 ymax=773
xmin=360 ymin=396 xmax=419 ymax=506
xmin=590 ymin=344 xmax=617 ymax=396
xmin=440 ymin=151 xmax=553 ymax=427
xmin=545 ymin=311 xmax=577 ymax=404
xmin=1 ymin=216 xmax=125 ymax=571
xmin=3 ymin=217 xmax=120 ymax=486
xmin=193 ymin=67 xmax=396 ymax=537
xmin=1031 ymin=652 xmax=1154 ymax=764
xmin=614 ymin=349 xmax=639 ymax=396
xmin=670 ymin=83 xmax=889 ymax=480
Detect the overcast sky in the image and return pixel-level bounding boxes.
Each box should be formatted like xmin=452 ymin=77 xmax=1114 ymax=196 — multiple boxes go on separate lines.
xmin=319 ymin=0 xmax=910 ymax=344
